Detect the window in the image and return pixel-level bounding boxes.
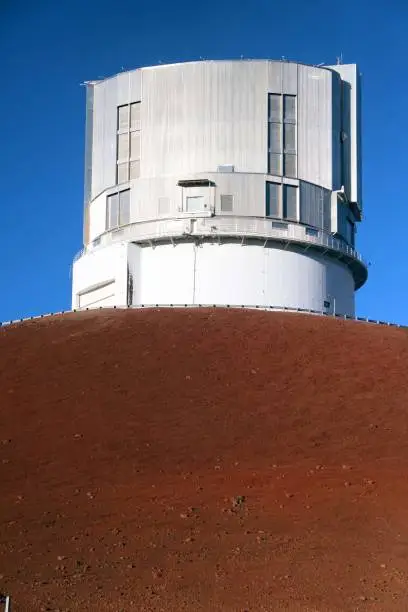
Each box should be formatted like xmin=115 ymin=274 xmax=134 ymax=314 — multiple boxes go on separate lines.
xmin=324 ymin=300 xmax=331 ymax=309
xmin=305 ymin=227 xmax=319 ymax=237
xmin=266 ymin=182 xmax=298 ymax=221
xmin=268 ymin=93 xmax=297 ymax=178
xmin=266 ymin=182 xmax=280 ymax=217
xmin=283 ymin=95 xmax=296 ymax=123
xmin=283 ymin=185 xmax=297 ymax=221
xmin=106 ymin=189 xmax=130 ymax=230
xmin=220 ymin=194 xmax=233 ymax=212
xmin=116 ymin=102 xmax=141 ymax=183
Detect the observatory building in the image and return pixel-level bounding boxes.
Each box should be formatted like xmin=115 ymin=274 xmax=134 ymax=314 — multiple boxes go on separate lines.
xmin=72 ymin=60 xmax=367 ymax=315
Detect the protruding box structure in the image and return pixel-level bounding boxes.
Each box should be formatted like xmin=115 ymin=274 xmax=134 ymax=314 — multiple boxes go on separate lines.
xmin=72 ymin=60 xmax=367 ymax=315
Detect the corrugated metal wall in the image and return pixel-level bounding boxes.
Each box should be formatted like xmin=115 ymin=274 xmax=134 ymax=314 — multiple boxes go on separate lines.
xmin=328 ymin=64 xmax=362 ymax=208
xmin=141 ymin=61 xmax=268 ymax=178
xmin=85 ymin=60 xmax=360 ymax=247
xmin=300 ymin=181 xmax=331 ymax=232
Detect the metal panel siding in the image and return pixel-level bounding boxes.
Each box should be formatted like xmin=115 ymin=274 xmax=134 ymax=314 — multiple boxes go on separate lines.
xmin=337 ymin=200 xmax=353 ymax=241
xmin=267 ymin=61 xmax=282 ymax=93
xmin=91 ymin=80 xmax=117 ymax=199
xmin=84 ymin=85 xmax=94 ymax=207
xmin=116 ymin=71 xmax=141 ymax=104
xmin=300 ymin=181 xmax=331 ymax=231
xmin=328 ymin=64 xmax=362 ymax=207
xmin=137 ymin=242 xmax=354 ymax=315
xmin=141 ymin=61 xmax=268 ymax=178
xmin=282 ymin=62 xmax=298 ymax=95
xmin=297 ymin=65 xmax=333 ymax=189
xmin=331 ymin=73 xmax=342 ymax=190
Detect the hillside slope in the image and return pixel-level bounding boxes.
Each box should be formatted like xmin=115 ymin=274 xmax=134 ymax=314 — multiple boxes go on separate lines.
xmin=1 ymin=308 xmax=408 ymax=611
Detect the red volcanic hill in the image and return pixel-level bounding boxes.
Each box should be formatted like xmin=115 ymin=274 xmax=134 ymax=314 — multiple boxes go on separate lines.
xmin=1 ymin=308 xmax=408 ymax=611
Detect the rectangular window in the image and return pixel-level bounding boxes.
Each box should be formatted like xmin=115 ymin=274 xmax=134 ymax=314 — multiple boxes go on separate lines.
xmin=117 ymin=162 xmax=129 ymax=184
xmin=116 ymin=102 xmax=141 ymax=184
xmin=268 ymin=94 xmax=281 ymax=121
xmin=266 ymin=182 xmax=280 ymax=217
xmin=268 ymin=93 xmax=297 ymax=178
xmin=305 ymin=227 xmax=319 ymax=237
xmin=119 ymin=189 xmax=130 ymax=226
xmin=269 ymin=122 xmax=282 ymax=153
xmin=130 ymin=102 xmax=141 ymax=129
xmin=220 ymin=194 xmax=233 ymax=212
xmin=283 ymin=95 xmax=296 ymax=123
xmin=106 ymin=193 xmax=119 ymax=229
xmin=130 ymin=131 xmax=140 ymax=159
xmin=284 ymin=123 xmax=296 ymax=153
xmin=283 ymin=185 xmax=297 ymax=221
xmin=106 ymin=189 xmax=130 ymax=230
xmin=117 ymin=133 xmax=129 ymax=160
xmin=117 ymin=105 xmax=129 ymax=131
xmin=284 ymin=153 xmax=297 ymax=178
xmin=268 ymin=153 xmax=281 ymax=176
xmin=129 ymin=160 xmax=140 ymax=180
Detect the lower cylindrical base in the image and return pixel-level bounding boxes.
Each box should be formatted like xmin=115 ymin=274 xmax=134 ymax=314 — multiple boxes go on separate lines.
xmin=72 ymin=241 xmax=355 ymax=316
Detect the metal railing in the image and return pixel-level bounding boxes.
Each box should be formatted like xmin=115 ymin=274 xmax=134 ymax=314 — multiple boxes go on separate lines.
xmin=72 ymin=216 xmax=367 ymax=268
xmin=0 ymin=304 xmax=406 ymax=330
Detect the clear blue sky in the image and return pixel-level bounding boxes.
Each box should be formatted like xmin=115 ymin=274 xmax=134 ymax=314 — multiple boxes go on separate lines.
xmin=1 ymin=0 xmax=407 ymax=323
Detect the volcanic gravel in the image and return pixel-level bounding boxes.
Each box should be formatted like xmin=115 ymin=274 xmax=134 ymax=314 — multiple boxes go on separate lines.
xmin=1 ymin=308 xmax=408 ymax=611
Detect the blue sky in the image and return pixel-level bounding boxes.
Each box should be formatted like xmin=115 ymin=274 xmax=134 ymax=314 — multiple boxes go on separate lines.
xmin=1 ymin=0 xmax=407 ymax=323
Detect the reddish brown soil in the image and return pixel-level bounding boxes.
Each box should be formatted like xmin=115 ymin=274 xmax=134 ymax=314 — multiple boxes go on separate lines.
xmin=1 ymin=309 xmax=408 ymax=611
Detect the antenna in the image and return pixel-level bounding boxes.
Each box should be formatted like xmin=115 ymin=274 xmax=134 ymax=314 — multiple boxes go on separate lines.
xmin=336 ymin=53 xmax=343 ymax=65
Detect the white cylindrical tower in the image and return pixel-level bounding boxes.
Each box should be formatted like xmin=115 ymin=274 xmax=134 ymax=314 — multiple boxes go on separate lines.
xmin=72 ymin=60 xmax=367 ymax=315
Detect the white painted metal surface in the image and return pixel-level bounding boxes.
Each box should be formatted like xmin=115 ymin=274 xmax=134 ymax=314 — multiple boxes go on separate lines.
xmin=72 ymin=243 xmax=130 ymax=309
xmin=73 ymin=241 xmax=355 ymax=315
